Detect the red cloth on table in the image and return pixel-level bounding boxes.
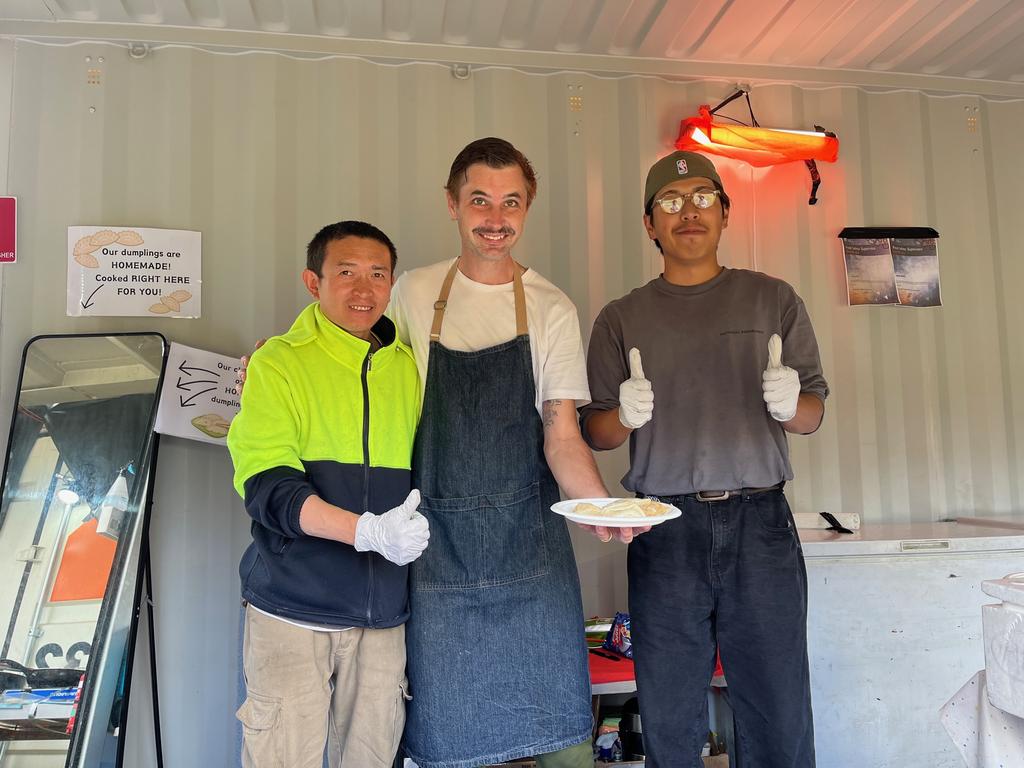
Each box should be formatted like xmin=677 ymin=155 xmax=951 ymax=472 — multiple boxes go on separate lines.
xmin=588 ymin=651 xmax=635 ymax=685
xmin=587 ymin=649 xmax=724 ymax=686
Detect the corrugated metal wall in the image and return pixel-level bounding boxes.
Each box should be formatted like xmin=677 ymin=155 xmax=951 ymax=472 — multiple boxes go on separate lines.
xmin=6 ymin=39 xmax=1024 ymax=523
xmin=1 ymin=37 xmax=1023 ymax=766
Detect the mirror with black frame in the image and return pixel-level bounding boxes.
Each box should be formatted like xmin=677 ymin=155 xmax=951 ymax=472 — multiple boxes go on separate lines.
xmin=0 ymin=333 xmax=167 ymax=767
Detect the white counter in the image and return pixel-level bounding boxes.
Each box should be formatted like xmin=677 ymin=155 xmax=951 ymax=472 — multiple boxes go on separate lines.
xmin=801 ymin=521 xmax=1024 ymax=557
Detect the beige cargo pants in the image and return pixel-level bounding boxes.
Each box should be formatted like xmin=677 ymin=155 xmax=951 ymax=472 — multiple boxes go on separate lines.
xmin=237 ymin=605 xmax=409 ymax=768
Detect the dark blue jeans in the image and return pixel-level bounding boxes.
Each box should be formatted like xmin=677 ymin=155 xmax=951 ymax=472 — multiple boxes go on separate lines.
xmin=628 ymin=489 xmax=815 ymax=768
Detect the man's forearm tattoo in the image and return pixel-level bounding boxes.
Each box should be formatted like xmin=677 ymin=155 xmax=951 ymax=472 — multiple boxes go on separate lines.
xmin=542 ymin=399 xmax=562 ymax=429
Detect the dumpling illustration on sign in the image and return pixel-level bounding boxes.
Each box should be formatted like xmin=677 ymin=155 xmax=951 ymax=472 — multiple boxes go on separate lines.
xmin=73 ymin=229 xmax=145 ymax=267
xmin=148 ymin=289 xmax=192 ymax=315
xmin=89 ymin=229 xmax=118 ymax=247
xmin=116 ymin=230 xmax=144 ymax=246
xmin=191 ymin=413 xmax=230 ymax=439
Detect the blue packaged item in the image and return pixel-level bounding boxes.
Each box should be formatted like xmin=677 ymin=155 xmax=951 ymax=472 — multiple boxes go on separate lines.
xmin=602 ymin=611 xmax=633 ymax=659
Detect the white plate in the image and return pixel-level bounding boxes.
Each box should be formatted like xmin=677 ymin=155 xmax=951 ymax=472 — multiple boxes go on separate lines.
xmin=551 ymin=498 xmax=681 ymax=528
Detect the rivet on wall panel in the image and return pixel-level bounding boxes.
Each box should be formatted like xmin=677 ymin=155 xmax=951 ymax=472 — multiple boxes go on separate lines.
xmin=129 ymin=43 xmax=150 ymax=60
xmin=450 ymin=64 xmax=471 ymax=80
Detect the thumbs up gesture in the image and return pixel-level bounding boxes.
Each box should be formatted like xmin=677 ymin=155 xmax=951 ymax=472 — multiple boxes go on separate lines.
xmin=618 ymin=347 xmax=654 ymax=429
xmin=354 ymin=490 xmax=431 ymax=566
xmin=762 ymin=334 xmax=801 ymax=422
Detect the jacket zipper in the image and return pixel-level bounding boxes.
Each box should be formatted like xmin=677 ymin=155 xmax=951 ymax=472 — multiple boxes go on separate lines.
xmin=362 ymin=349 xmax=374 ymax=624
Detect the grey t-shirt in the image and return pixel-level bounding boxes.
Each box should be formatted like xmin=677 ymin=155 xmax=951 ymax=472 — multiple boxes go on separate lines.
xmin=581 ymin=268 xmax=829 ymax=496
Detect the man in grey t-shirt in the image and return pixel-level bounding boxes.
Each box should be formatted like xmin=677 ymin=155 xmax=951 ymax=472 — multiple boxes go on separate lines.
xmin=580 ymin=151 xmax=828 ymax=768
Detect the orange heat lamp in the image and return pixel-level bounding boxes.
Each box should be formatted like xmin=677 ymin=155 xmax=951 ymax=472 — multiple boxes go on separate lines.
xmin=675 ymin=105 xmax=839 ymax=166
xmin=674 ymin=91 xmax=839 ymax=204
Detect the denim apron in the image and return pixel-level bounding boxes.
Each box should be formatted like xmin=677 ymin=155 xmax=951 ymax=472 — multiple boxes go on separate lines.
xmin=402 ymin=262 xmax=592 ymax=768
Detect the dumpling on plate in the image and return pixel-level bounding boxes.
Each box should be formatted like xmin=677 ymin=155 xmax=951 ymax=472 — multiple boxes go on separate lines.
xmin=597 ymin=499 xmax=646 ymax=518
xmin=638 ymin=499 xmax=670 ymax=517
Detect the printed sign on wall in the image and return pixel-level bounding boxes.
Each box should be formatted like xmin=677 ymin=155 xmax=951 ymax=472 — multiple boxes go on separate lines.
xmin=838 ymin=227 xmax=941 ymax=308
xmin=154 ymin=342 xmax=241 ymax=446
xmin=840 ymin=237 xmax=942 ymax=307
xmin=66 ymin=226 xmax=201 ymax=317
xmin=0 ymin=197 xmax=15 ymax=264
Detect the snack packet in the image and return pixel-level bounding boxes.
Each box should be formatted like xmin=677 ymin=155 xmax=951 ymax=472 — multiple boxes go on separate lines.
xmin=602 ymin=611 xmax=633 ymax=658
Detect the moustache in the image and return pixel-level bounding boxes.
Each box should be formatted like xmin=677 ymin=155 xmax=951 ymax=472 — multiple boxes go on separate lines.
xmin=473 ymin=227 xmax=516 ymax=237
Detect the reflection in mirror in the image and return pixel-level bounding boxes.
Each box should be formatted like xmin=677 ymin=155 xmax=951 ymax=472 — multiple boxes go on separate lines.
xmin=0 ymin=334 xmax=167 ymax=767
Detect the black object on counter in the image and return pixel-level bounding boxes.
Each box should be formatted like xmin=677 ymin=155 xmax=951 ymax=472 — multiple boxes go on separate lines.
xmin=820 ymin=511 xmax=854 ymax=535
xmin=619 ymin=696 xmax=645 ymax=760
xmin=0 ymin=658 xmax=82 ymax=690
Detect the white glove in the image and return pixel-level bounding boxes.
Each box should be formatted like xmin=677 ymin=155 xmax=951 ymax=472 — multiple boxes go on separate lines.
xmin=762 ymin=334 xmax=801 ymax=422
xmin=354 ymin=490 xmax=430 ymax=566
xmin=618 ymin=347 xmax=654 ymax=429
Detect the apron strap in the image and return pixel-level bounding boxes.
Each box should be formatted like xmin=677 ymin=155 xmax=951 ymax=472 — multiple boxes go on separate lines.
xmin=429 ymin=261 xmax=460 ymax=342
xmin=512 ymin=267 xmax=528 ymax=337
xmin=430 ymin=260 xmax=529 ymax=341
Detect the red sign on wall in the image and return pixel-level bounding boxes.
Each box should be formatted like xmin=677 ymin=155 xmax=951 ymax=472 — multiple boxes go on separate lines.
xmin=0 ymin=197 xmax=15 ymax=264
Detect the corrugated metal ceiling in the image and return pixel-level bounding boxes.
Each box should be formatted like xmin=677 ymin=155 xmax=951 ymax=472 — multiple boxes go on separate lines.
xmin=4 ymin=0 xmax=1024 ymax=92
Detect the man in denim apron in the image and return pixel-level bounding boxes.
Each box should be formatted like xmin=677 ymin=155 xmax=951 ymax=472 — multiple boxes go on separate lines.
xmin=581 ymin=152 xmax=829 ymax=767
xmin=389 ymin=138 xmax=645 ymax=768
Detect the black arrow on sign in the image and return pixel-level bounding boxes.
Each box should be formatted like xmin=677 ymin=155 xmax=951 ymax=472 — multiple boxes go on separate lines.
xmin=178 ymin=360 xmax=217 ymax=377
xmin=179 ymin=387 xmax=216 ymax=407
xmin=176 ymin=377 xmax=218 ymax=391
xmin=81 ymin=284 xmax=104 ymax=309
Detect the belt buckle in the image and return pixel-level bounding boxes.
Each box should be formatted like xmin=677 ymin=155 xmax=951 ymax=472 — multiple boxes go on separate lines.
xmin=695 ymin=490 xmax=730 ymax=502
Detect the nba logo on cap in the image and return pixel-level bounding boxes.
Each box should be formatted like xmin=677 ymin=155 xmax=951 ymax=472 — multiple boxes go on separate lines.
xmin=676 ymin=158 xmax=688 ymax=175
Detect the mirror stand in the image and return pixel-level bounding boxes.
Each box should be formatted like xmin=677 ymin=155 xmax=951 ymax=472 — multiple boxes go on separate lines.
xmin=0 ymin=333 xmax=167 ymax=768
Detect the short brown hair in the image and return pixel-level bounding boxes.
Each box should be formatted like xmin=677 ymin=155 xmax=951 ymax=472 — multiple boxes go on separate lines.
xmin=445 ymin=137 xmax=538 ymax=206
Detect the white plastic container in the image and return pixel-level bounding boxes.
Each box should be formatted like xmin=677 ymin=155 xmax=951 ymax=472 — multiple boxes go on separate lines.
xmin=981 ymin=572 xmax=1024 ymax=718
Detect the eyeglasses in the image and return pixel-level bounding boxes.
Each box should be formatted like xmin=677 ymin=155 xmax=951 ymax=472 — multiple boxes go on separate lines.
xmin=653 ymin=189 xmax=721 ymax=213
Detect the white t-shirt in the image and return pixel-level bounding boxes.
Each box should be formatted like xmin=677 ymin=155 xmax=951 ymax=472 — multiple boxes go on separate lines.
xmin=389 ymin=258 xmax=591 ymax=416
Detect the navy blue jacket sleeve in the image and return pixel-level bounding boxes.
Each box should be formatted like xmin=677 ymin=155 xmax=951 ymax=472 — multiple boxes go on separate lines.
xmin=242 ymin=467 xmax=317 ymax=539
